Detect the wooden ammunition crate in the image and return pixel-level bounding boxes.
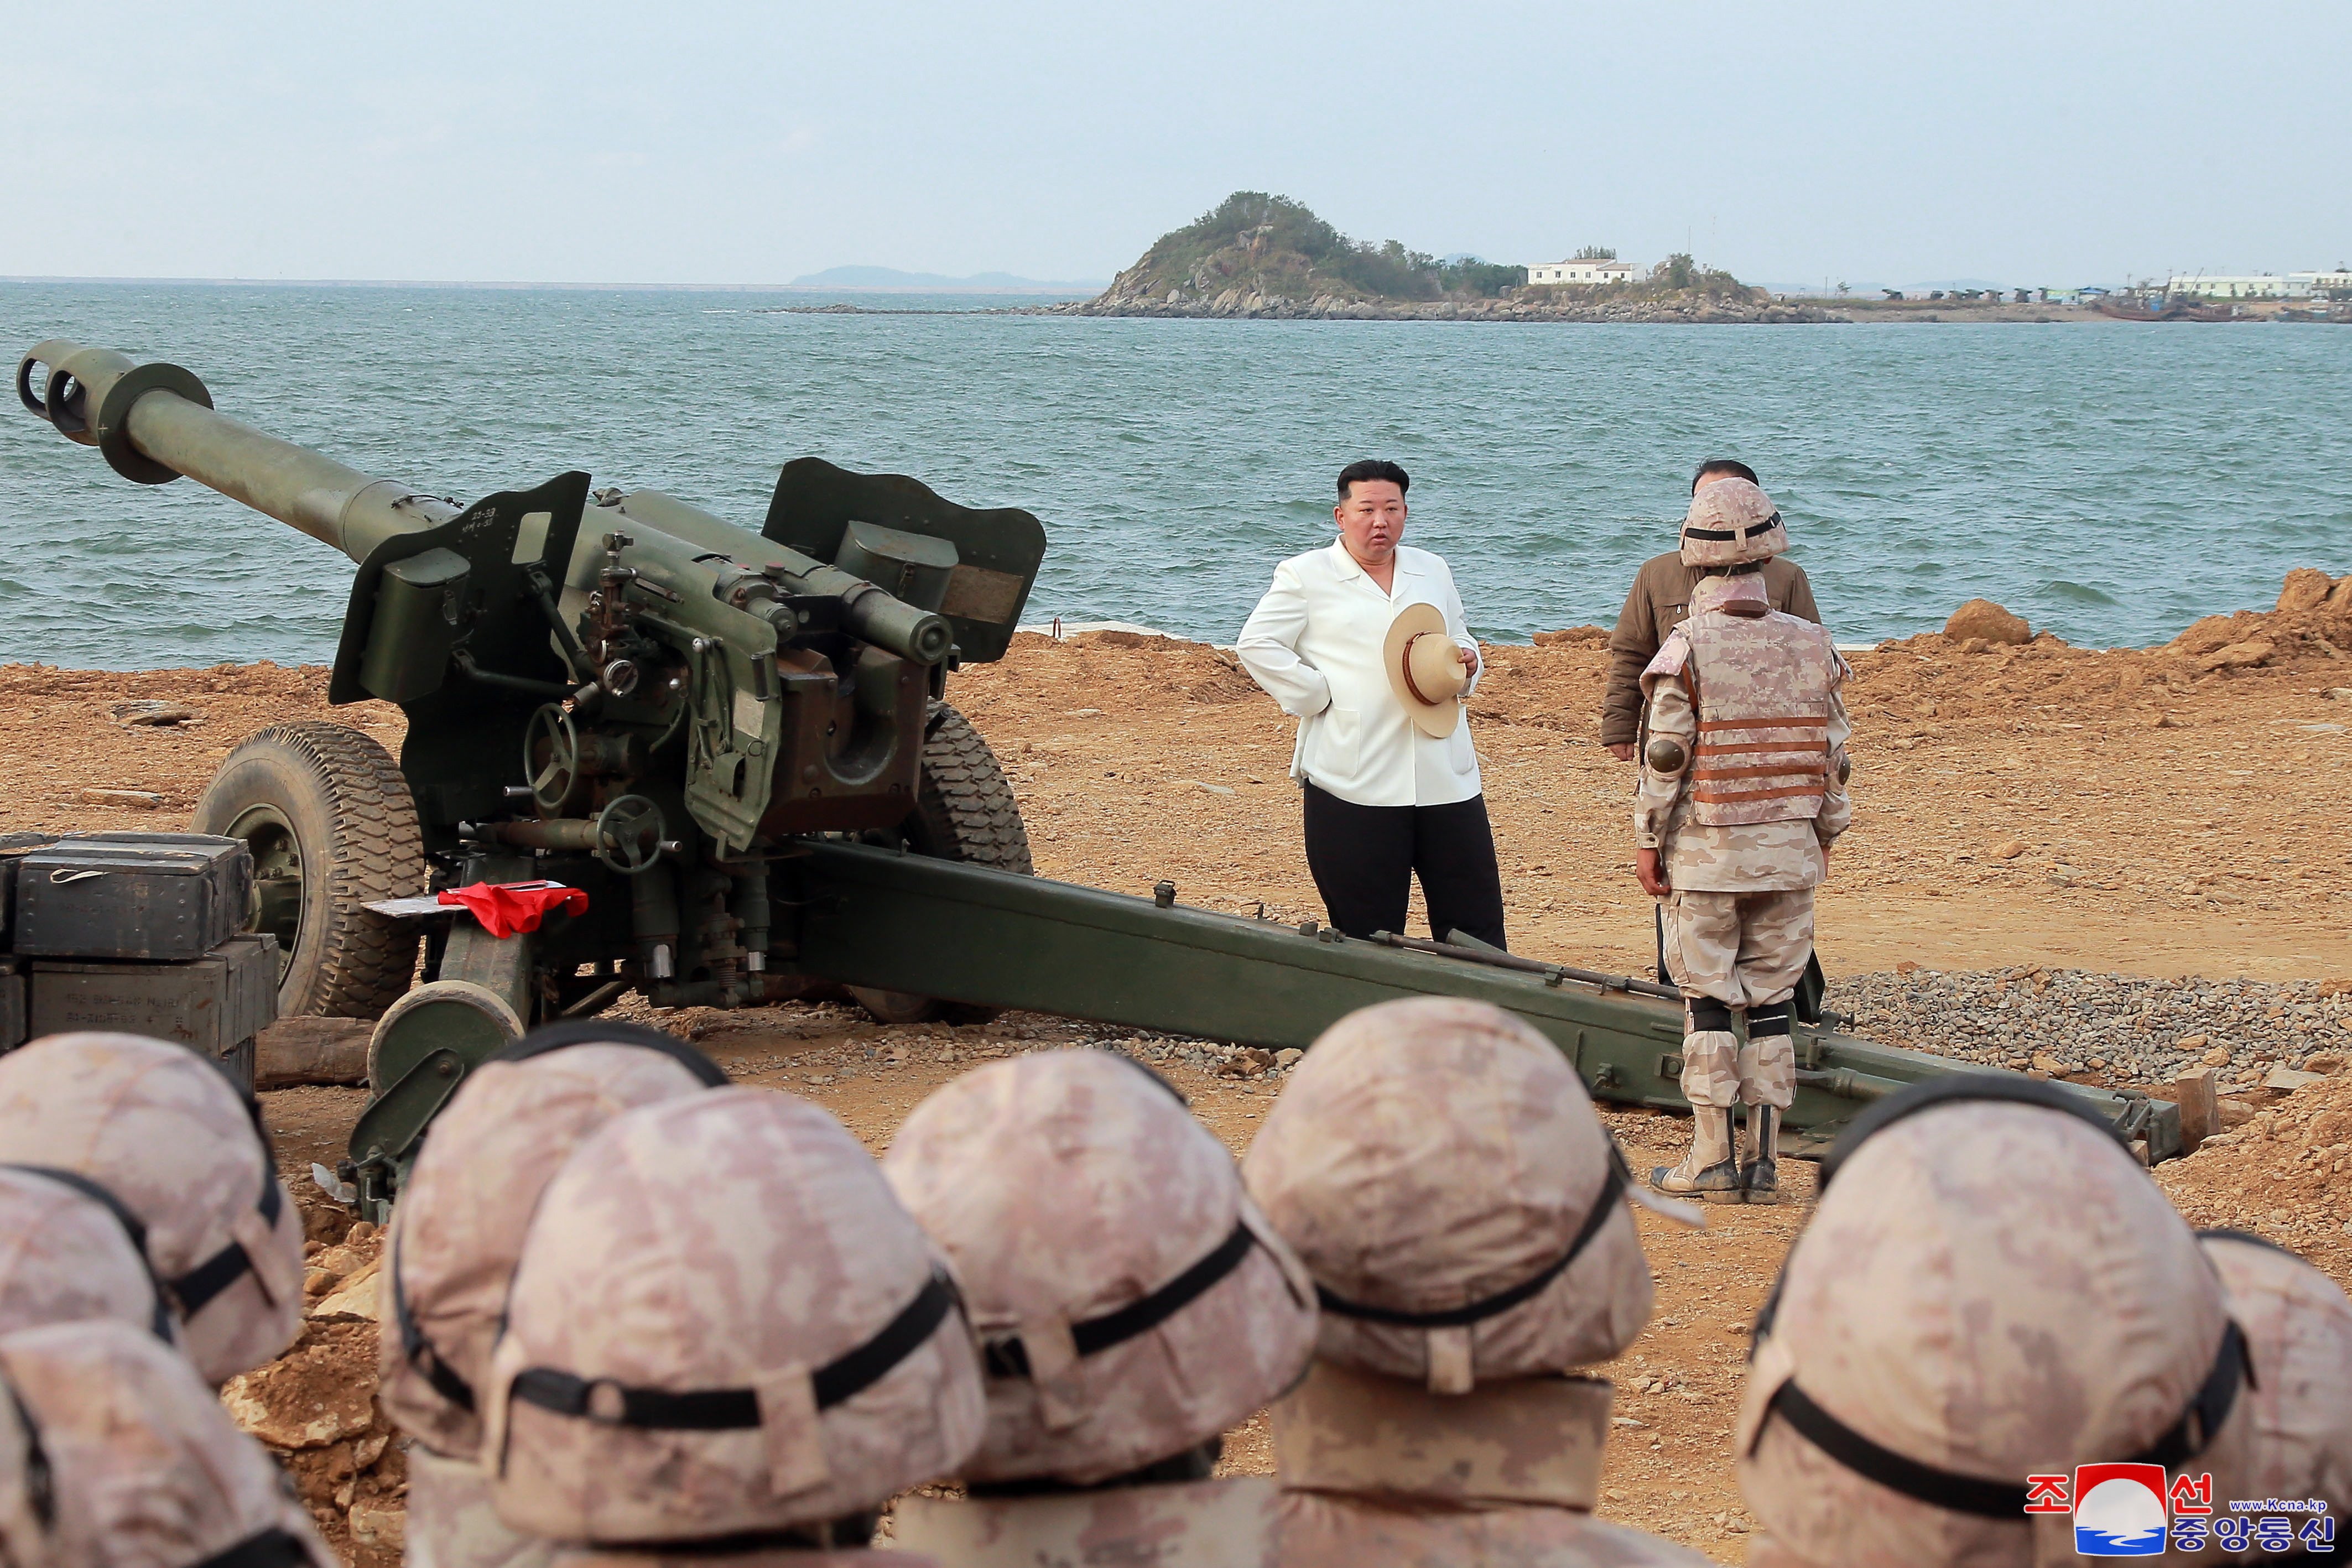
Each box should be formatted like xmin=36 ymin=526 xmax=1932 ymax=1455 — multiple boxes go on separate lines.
xmin=26 ymin=934 xmax=278 ymax=1094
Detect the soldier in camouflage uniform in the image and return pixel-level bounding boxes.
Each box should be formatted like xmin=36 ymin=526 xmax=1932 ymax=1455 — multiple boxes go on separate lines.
xmin=378 ymin=1022 xmax=727 ymax=1568
xmin=0 ymin=1165 xmax=178 ymax=1346
xmin=2197 ymin=1230 xmax=2352 ymax=1534
xmin=1243 ymin=997 xmax=1709 ymax=1567
xmin=883 ymin=1049 xmax=1319 ymax=1567
xmin=0 ymin=1318 xmax=334 ymax=1566
xmin=1739 ymin=1080 xmax=2256 ymax=1566
xmin=0 ymin=1033 xmax=306 ymax=1381
xmin=1633 ymin=478 xmax=1851 ymax=1204
xmin=485 ymin=1087 xmax=985 ymax=1564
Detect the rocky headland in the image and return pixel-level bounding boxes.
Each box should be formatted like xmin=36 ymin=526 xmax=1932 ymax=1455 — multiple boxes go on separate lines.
xmin=1052 ymin=190 xmax=1834 ymax=324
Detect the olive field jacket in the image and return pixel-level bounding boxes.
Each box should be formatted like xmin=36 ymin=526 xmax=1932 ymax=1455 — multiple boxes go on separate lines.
xmin=1598 ymin=554 xmax=1819 ymax=748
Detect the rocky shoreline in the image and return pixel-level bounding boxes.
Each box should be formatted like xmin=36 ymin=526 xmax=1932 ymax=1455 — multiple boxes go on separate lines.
xmin=1037 ymin=291 xmax=1838 ymax=324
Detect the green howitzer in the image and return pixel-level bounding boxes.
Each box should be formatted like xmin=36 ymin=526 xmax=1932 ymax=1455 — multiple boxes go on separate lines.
xmin=17 ymin=341 xmax=2179 ymax=1217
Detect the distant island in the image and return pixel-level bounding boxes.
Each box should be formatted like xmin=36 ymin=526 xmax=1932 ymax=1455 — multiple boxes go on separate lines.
xmin=788 ymin=265 xmax=1104 ymax=295
xmin=1053 ymin=192 xmax=1834 ymax=323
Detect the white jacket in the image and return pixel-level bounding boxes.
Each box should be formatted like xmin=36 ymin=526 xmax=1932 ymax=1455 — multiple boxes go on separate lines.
xmin=1236 ymin=540 xmax=1484 ymax=808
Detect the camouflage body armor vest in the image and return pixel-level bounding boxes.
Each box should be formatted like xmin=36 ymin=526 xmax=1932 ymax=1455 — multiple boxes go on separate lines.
xmin=1677 ymin=608 xmax=1837 ymax=827
xmin=1269 ymin=1360 xmax=1706 ymax=1566
xmin=892 ymin=1477 xmax=1281 ymax=1566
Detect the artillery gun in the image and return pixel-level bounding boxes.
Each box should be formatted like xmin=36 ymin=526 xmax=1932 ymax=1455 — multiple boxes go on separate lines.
xmin=17 ymin=340 xmax=2181 ymax=1217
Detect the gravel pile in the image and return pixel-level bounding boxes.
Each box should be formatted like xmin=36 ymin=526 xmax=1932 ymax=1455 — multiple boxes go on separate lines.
xmin=1828 ymin=967 xmax=2352 ymax=1090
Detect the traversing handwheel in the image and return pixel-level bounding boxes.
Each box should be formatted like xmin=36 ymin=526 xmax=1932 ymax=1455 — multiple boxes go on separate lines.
xmin=524 ymin=704 xmax=582 ymax=816
xmin=594 ymin=794 xmax=667 ymax=875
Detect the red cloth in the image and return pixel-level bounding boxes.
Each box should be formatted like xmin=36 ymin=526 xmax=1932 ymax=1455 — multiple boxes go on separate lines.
xmin=436 ymin=881 xmax=587 ymax=939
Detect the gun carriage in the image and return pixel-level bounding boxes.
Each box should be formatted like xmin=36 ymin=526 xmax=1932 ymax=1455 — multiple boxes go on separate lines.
xmin=17 ymin=341 xmax=2179 ymax=1217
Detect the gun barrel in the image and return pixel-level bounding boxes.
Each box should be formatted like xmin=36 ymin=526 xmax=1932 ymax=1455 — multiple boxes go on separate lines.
xmin=788 ymin=558 xmax=956 ymax=666
xmin=17 ymin=340 xmax=456 ymax=562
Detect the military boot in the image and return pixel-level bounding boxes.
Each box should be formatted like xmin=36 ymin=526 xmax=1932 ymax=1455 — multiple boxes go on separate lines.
xmin=1739 ymin=1104 xmax=1783 ymax=1204
xmin=1649 ymin=1106 xmax=1742 ymax=1201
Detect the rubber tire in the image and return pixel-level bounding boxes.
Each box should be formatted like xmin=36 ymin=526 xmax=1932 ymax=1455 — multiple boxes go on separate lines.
xmin=906 ymin=701 xmax=1034 ymax=875
xmin=194 ymin=722 xmax=425 ymax=1019
xmin=847 ymin=701 xmax=1032 ymax=1026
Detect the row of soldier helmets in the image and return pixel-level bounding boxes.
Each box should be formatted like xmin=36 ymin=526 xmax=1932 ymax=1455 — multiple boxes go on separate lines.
xmin=0 ymin=1033 xmax=327 ymax=1566
xmin=0 ymin=1033 xmax=305 ymax=1381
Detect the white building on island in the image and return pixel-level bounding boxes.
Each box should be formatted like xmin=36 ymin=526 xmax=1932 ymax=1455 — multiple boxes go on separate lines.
xmin=1527 ymin=257 xmax=1641 ymax=287
xmin=2165 ymin=272 xmax=2319 ymax=300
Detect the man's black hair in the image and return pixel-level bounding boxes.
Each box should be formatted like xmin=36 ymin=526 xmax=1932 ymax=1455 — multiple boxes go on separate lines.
xmin=1691 ymin=458 xmax=1758 ymax=493
xmin=1338 ymin=460 xmax=1410 ymax=501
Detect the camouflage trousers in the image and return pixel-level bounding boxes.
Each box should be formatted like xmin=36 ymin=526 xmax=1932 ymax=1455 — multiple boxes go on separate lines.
xmin=1665 ymin=888 xmax=1810 ymax=1112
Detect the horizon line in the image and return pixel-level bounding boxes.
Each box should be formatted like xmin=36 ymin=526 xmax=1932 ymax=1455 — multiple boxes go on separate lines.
xmin=0 ymin=274 xmax=1106 ymax=294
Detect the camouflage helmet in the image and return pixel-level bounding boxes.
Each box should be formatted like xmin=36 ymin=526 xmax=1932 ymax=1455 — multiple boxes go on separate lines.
xmin=381 ymin=1022 xmax=726 ymax=1458
xmin=0 ymin=1034 xmax=303 ymax=1383
xmin=485 ymin=1088 xmax=985 ymax=1545
xmin=1737 ymin=1082 xmax=2255 ymax=1568
xmin=1242 ymin=998 xmax=1657 ymax=1393
xmin=0 ymin=1166 xmax=174 ymax=1346
xmin=1679 ymin=477 xmax=1787 ymax=569
xmin=883 ymin=1049 xmax=1318 ymax=1484
xmin=2198 ymin=1230 xmax=2352 ymax=1524
xmin=0 ymin=1319 xmax=334 ymax=1567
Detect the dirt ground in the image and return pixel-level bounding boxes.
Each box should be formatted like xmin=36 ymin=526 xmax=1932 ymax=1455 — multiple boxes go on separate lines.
xmin=7 ymin=572 xmax=2352 ymax=1563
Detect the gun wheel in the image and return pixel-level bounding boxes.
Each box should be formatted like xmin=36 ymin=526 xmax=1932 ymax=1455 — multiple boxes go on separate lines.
xmin=194 ymin=722 xmax=425 ymax=1020
xmin=847 ymin=701 xmax=1033 ymax=1027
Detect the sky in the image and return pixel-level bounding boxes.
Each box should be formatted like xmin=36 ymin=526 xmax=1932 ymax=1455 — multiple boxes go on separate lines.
xmin=5 ymin=0 xmax=2346 ymax=290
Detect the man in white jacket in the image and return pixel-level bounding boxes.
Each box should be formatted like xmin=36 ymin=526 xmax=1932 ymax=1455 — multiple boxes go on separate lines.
xmin=1237 ymin=461 xmax=1506 ymax=949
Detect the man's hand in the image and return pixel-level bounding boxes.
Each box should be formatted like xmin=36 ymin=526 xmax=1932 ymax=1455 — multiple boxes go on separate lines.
xmin=1606 ymin=742 xmax=1636 ymax=762
xmin=1456 ymin=643 xmax=1480 ymax=679
xmin=1636 ymin=848 xmax=1670 ymax=898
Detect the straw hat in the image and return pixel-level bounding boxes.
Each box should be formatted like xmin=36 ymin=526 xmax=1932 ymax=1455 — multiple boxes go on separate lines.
xmin=1382 ymin=602 xmax=1468 ymax=739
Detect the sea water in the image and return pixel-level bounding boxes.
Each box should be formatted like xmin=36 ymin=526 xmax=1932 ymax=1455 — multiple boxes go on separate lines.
xmin=3 ymin=281 xmax=2347 ymax=669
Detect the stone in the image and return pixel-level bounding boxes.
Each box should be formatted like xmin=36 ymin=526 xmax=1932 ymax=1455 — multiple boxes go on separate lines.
xmin=1944 ymin=599 xmax=2030 ymax=645
xmin=2174 ymin=1066 xmax=2219 ymax=1154
xmin=309 ymin=1258 xmax=381 ymax=1323
xmin=2329 ymin=579 xmax=2352 ymax=609
xmin=2263 ymin=1066 xmax=2328 ymax=1093
xmin=221 ymin=1365 xmax=376 ymax=1450
xmin=348 ymin=1499 xmax=405 ymax=1553
xmin=1274 ymin=1048 xmax=1304 ymax=1070
xmin=110 ymin=700 xmax=200 ymax=727
xmin=79 ymin=788 xmax=164 ymax=808
xmin=1994 ymin=839 xmax=2028 ymax=859
xmin=2276 ymin=568 xmax=2335 ymax=614
xmin=2197 ymin=638 xmax=2275 ymax=672
xmin=2325 ymin=688 xmax=2352 ymax=701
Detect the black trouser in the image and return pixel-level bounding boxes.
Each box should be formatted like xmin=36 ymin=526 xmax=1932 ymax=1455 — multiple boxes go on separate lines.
xmin=1300 ymin=783 xmax=1507 ymax=950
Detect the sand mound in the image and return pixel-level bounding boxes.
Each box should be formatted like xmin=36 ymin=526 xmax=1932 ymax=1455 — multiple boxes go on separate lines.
xmin=2158 ymin=1072 xmax=2352 ymax=1290
xmin=2162 ymin=567 xmax=2352 ymax=670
